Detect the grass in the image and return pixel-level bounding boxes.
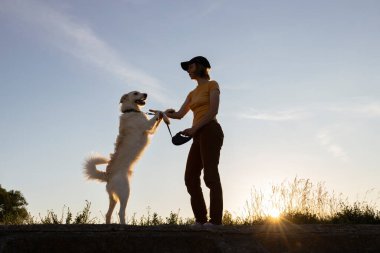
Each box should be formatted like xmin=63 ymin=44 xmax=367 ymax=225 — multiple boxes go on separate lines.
xmin=25 ymin=200 xmax=98 ymax=225
xmin=230 ymin=177 xmax=380 ymax=225
xmin=127 ymin=208 xmax=195 ymax=226
xmin=3 ymin=177 xmax=380 ymax=225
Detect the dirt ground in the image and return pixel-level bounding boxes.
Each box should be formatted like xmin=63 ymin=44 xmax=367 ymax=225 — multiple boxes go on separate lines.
xmin=1 ymin=224 xmax=380 ymax=253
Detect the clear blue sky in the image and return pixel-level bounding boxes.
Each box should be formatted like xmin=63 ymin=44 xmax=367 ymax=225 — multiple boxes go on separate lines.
xmin=1 ymin=0 xmax=379 ymax=222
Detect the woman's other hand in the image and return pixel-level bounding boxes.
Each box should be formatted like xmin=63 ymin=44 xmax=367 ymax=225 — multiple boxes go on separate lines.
xmin=181 ymin=127 xmax=196 ymax=137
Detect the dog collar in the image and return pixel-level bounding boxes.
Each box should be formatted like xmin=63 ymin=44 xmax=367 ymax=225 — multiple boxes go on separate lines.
xmin=122 ymin=109 xmax=141 ymax=114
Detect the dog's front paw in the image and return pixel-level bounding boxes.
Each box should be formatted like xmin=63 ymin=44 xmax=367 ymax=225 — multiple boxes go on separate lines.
xmin=150 ymin=109 xmax=163 ymax=121
xmin=157 ymin=111 xmax=164 ymax=121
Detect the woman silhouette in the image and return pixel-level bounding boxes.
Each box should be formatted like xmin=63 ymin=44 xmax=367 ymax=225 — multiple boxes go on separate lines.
xmin=165 ymin=56 xmax=224 ymax=227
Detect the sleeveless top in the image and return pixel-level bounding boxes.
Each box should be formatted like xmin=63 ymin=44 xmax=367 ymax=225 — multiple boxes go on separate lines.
xmin=187 ymin=80 xmax=220 ymax=126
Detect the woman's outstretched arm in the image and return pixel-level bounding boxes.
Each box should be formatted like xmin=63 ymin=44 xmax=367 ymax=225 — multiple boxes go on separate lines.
xmin=165 ymin=94 xmax=191 ymax=119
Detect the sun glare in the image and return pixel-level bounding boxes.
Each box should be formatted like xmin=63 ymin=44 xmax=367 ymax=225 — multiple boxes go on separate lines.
xmin=267 ymin=208 xmax=281 ymax=219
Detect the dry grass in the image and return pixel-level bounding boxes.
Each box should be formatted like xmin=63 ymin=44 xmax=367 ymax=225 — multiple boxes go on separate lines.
xmin=226 ymin=177 xmax=380 ymax=225
xmin=5 ymin=177 xmax=379 ymax=225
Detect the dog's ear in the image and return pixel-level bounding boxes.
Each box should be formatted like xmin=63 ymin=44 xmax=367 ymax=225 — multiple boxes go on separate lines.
xmin=120 ymin=94 xmax=128 ymax=103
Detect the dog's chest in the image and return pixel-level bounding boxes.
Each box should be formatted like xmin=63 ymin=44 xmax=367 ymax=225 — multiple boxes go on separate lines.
xmin=119 ymin=114 xmax=150 ymax=135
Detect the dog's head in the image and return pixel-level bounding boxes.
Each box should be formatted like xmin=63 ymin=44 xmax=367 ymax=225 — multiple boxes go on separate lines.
xmin=120 ymin=91 xmax=148 ymax=112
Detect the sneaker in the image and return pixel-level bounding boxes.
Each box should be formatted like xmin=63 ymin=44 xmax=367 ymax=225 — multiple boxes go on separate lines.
xmin=203 ymin=222 xmax=222 ymax=228
xmin=190 ymin=222 xmax=203 ymax=228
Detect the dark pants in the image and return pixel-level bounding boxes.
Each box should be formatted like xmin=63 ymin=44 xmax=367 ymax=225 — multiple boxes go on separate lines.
xmin=185 ymin=120 xmax=224 ymax=225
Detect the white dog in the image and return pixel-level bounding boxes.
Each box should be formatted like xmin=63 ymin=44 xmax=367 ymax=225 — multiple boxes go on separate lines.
xmin=83 ymin=91 xmax=164 ymax=224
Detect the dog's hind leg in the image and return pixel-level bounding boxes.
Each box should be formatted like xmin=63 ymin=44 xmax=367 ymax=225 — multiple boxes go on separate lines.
xmin=106 ymin=195 xmax=117 ymax=224
xmin=119 ymin=197 xmax=129 ymax=224
xmin=117 ymin=180 xmax=130 ymax=225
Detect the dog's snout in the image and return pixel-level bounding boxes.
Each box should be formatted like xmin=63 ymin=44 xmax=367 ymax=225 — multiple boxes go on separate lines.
xmin=143 ymin=93 xmax=147 ymax=99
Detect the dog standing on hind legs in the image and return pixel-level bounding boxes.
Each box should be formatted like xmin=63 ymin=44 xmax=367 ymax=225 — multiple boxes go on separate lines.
xmin=83 ymin=91 xmax=165 ymax=224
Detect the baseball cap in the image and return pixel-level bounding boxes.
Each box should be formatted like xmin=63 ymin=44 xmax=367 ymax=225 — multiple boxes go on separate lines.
xmin=181 ymin=56 xmax=211 ymax=71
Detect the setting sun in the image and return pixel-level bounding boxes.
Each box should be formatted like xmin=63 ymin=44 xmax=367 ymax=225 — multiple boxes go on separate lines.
xmin=267 ymin=208 xmax=281 ymax=219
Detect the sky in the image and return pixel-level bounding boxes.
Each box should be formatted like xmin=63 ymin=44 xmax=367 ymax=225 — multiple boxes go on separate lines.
xmin=1 ymin=0 xmax=379 ymax=222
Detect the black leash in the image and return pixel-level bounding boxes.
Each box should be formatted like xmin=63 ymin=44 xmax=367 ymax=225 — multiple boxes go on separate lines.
xmin=146 ymin=112 xmax=173 ymax=138
xmin=146 ymin=111 xmax=188 ymax=144
xmin=165 ymin=122 xmax=173 ymax=138
xmin=124 ymin=109 xmax=173 ymax=138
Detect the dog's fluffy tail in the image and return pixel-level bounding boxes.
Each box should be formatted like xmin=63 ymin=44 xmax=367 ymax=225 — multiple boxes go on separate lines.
xmin=83 ymin=153 xmax=110 ymax=182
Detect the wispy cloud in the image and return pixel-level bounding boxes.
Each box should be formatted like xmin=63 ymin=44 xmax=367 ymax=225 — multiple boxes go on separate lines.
xmin=238 ymin=98 xmax=380 ymax=122
xmin=317 ymin=129 xmax=349 ymax=162
xmin=238 ymin=109 xmax=308 ymax=121
xmin=0 ymin=0 xmax=167 ymax=103
xmin=329 ymin=101 xmax=380 ymax=118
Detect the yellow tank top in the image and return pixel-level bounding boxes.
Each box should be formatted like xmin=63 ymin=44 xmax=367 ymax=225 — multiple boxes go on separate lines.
xmin=188 ymin=80 xmax=220 ymax=126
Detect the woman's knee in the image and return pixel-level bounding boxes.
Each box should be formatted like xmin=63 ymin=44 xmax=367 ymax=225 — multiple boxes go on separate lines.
xmin=185 ymin=174 xmax=198 ymax=186
xmin=203 ymin=169 xmax=221 ymax=186
xmin=186 ymin=184 xmax=202 ymax=196
xmin=204 ymin=178 xmax=222 ymax=190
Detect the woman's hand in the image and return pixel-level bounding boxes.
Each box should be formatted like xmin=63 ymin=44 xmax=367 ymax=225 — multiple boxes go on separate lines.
xmin=164 ymin=108 xmax=176 ymax=118
xmin=181 ymin=127 xmax=196 ymax=137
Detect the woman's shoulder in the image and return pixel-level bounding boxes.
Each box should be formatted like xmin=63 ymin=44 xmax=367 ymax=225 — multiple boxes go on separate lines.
xmin=187 ymin=88 xmax=195 ymax=99
xmin=208 ymin=80 xmax=220 ymax=91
